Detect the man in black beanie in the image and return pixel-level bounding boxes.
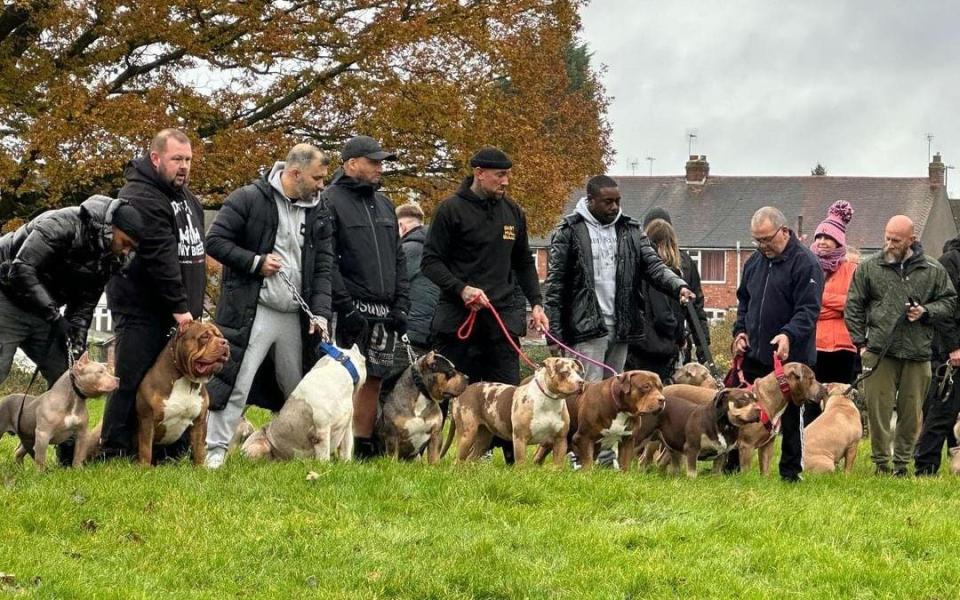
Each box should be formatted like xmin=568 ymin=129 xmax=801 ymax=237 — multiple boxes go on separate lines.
xmin=422 ymin=147 xmax=548 ymax=463
xmin=0 ymin=195 xmax=140 ymax=464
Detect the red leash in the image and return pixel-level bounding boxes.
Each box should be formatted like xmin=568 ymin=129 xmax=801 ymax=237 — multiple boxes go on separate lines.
xmin=456 ymin=300 xmax=540 ymax=370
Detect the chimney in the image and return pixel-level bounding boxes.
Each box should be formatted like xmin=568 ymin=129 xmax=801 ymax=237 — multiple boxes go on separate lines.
xmin=685 ymin=155 xmax=709 ymax=183
xmin=930 ymin=152 xmax=945 ymax=186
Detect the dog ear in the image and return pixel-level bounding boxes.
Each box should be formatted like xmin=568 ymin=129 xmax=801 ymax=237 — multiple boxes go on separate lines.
xmin=424 ymin=350 xmax=435 ymax=366
xmin=714 ymin=389 xmax=730 ymax=413
xmin=571 ymin=359 xmax=585 ymax=378
xmin=76 ymin=351 xmax=90 ymax=367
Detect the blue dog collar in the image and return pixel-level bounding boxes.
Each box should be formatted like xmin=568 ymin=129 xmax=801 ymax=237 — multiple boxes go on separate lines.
xmin=317 ymin=341 xmax=360 ymax=384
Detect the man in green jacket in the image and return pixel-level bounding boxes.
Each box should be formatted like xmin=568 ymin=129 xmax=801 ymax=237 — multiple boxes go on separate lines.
xmin=845 ymin=215 xmax=957 ymax=476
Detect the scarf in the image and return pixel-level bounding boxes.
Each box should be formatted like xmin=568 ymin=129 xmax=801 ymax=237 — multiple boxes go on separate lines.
xmin=813 ymin=244 xmax=846 ymax=273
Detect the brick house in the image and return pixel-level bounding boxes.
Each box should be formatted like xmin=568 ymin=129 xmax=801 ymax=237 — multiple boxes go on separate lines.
xmin=531 ymin=153 xmax=957 ymax=320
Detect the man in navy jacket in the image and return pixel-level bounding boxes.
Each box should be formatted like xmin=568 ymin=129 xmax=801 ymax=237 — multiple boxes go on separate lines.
xmin=731 ymin=206 xmax=824 ymax=481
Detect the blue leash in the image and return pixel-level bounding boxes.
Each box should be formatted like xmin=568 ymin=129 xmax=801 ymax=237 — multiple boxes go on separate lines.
xmin=317 ymin=341 xmax=360 ymax=384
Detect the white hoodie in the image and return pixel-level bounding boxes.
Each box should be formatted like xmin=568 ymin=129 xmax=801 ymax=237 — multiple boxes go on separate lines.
xmin=574 ymin=197 xmax=621 ymax=327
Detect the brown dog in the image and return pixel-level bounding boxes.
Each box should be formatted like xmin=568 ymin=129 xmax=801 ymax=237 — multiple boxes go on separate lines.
xmin=803 ymin=383 xmax=862 ymax=473
xmin=672 ymin=363 xmax=721 ymax=389
xmin=440 ymin=357 xmax=584 ymax=465
xmin=136 ymin=322 xmax=229 ymax=466
xmin=663 ymin=362 xmax=824 ymax=475
xmin=656 ymin=389 xmax=761 ymax=477
xmin=533 ymin=370 xmax=666 ymax=471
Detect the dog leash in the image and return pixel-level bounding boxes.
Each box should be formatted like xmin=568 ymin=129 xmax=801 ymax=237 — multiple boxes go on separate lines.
xmin=684 ymin=302 xmax=722 ymax=384
xmin=456 ymin=299 xmax=539 ymax=370
xmin=844 ymin=311 xmax=909 ymax=396
xmin=541 ymin=329 xmax=618 ymax=379
xmin=277 ymin=270 xmax=330 ymax=341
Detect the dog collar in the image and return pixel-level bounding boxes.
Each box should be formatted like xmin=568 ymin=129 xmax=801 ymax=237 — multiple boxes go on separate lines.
xmin=410 ymin=361 xmax=432 ymax=399
xmin=318 ymin=341 xmax=360 ymax=385
xmin=70 ymin=373 xmax=89 ymax=400
xmin=534 ymin=375 xmax=563 ymax=400
xmin=773 ymin=354 xmax=792 ymax=404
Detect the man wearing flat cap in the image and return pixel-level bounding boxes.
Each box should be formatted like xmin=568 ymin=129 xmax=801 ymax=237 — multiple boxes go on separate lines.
xmin=325 ymin=134 xmax=409 ymax=459
xmin=422 ymin=147 xmax=548 ymax=462
xmin=0 ymin=194 xmax=141 ymax=464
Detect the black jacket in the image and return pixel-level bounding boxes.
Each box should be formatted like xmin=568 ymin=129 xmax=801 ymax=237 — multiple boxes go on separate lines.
xmin=542 ymin=212 xmax=686 ymax=345
xmin=204 ymin=175 xmax=334 ymax=411
xmin=0 ymin=195 xmax=129 ymax=338
xmin=323 ymin=169 xmax=408 ymax=315
xmin=422 ymin=177 xmax=542 ymax=337
xmin=733 ymin=232 xmax=824 ymax=368
xmin=932 ymin=238 xmax=960 ymax=361
xmin=106 ymin=156 xmax=206 ymax=319
xmin=401 ymin=225 xmax=441 ymax=347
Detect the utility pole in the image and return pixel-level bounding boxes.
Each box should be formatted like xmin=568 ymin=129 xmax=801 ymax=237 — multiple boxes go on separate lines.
xmin=628 ymin=158 xmax=639 ymax=176
xmin=645 ymin=156 xmax=655 ymax=176
xmin=926 ymin=133 xmax=934 ymax=162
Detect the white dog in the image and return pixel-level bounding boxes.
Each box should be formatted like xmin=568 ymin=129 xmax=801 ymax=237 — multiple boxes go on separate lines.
xmin=241 ymin=344 xmax=366 ymax=461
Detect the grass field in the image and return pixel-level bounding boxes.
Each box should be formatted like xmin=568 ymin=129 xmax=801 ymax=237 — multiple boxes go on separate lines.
xmin=2 ymin=366 xmax=960 ymax=599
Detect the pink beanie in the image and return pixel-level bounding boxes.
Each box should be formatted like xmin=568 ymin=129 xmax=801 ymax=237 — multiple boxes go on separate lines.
xmin=814 ymin=201 xmax=853 ymax=247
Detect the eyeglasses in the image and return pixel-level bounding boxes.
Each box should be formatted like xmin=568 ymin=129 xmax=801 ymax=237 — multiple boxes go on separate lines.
xmin=752 ymin=227 xmax=784 ymax=247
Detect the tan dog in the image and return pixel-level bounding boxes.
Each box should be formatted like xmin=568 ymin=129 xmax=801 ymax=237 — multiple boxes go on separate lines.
xmin=663 ymin=362 xmax=824 ymax=475
xmin=803 ymin=383 xmax=862 ymax=473
xmin=532 ymin=370 xmax=666 ymax=471
xmin=136 ymin=322 xmax=229 ymax=466
xmin=672 ymin=363 xmax=721 ymax=389
xmin=440 ymin=357 xmax=584 ymax=465
xmin=952 ymin=418 xmax=960 ymax=475
xmin=0 ymin=353 xmax=117 ymax=469
xmin=656 ymin=389 xmax=761 ymax=477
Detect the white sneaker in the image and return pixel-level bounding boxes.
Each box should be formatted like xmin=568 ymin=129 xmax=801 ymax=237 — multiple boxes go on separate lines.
xmin=567 ymin=451 xmax=582 ymax=471
xmin=205 ymin=448 xmax=226 ymax=470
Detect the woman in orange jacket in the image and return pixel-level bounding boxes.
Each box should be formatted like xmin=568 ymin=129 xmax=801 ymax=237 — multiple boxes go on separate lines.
xmin=812 ymin=200 xmax=858 ymax=388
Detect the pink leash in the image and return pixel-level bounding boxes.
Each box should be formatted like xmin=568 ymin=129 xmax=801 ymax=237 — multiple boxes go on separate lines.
xmin=542 ymin=329 xmax=619 ymax=379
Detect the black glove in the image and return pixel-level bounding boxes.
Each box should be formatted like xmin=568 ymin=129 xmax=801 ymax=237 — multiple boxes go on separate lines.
xmin=337 ymin=309 xmax=366 ymax=345
xmin=388 ymin=308 xmax=408 ymax=336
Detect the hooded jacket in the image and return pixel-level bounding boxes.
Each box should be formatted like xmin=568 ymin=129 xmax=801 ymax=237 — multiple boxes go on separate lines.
xmin=845 ymin=242 xmax=957 ymax=361
xmin=106 ymin=156 xmax=206 ymax=319
xmin=421 ymin=176 xmax=542 ymax=338
xmin=934 ymin=237 xmax=960 ymax=360
xmin=323 ymin=169 xmax=408 ymax=315
xmin=204 ymin=171 xmax=333 ymax=412
xmin=733 ymin=232 xmax=824 ymax=368
xmin=0 ymin=195 xmax=129 ymax=335
xmin=401 ymin=224 xmax=441 ymax=347
xmin=543 ymin=206 xmax=686 ymax=345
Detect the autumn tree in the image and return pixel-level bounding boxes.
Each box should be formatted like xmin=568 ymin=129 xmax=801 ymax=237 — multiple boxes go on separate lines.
xmin=0 ymin=0 xmax=610 ymax=235
xmin=811 ymin=163 xmax=827 ymax=176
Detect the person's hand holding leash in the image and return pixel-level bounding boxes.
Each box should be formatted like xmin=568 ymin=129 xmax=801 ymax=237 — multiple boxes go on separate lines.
xmin=529 ymin=305 xmax=549 ymax=333
xmin=770 ymin=333 xmax=790 ymax=361
xmin=906 ymin=297 xmax=926 ymax=323
xmin=679 ymin=287 xmax=697 ymax=305
xmin=460 ymin=285 xmax=489 ymax=311
xmin=260 ymin=253 xmax=283 ymax=277
xmin=733 ymin=332 xmax=749 ymax=355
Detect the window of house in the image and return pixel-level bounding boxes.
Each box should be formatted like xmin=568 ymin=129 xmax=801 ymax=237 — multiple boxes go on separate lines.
xmin=704 ymin=308 xmax=727 ymax=323
xmin=687 ymin=249 xmax=726 ymax=283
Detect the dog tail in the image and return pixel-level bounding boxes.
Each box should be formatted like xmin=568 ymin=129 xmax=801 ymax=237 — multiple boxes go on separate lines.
xmin=439 ymin=402 xmax=457 ymax=460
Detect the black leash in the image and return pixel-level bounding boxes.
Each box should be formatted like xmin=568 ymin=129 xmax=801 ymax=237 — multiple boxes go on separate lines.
xmin=845 ymin=312 xmax=909 ymax=395
xmin=684 ymin=301 xmax=721 ymax=381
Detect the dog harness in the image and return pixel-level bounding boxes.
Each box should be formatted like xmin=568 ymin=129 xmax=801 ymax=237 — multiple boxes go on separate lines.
xmin=318 ymin=341 xmax=360 ymax=385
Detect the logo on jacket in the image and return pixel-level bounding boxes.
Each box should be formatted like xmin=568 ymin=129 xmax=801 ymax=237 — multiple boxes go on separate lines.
xmin=503 ymin=225 xmax=516 ymax=241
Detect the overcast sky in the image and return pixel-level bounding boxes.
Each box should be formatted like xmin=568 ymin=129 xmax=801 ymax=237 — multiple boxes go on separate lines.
xmin=579 ymin=1 xmax=959 ymax=197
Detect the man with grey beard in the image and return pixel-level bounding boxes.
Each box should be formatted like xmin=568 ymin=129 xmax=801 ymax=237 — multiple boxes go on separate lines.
xmin=845 ymin=215 xmax=956 ymax=476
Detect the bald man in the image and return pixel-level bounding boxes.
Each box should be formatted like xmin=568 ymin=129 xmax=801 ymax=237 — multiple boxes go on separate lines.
xmin=845 ymin=215 xmax=957 ymax=476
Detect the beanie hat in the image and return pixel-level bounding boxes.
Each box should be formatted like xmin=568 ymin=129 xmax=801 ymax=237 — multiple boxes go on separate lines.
xmin=111 ymin=203 xmax=143 ymax=241
xmin=814 ymin=201 xmax=853 ymax=248
xmin=469 ymin=147 xmax=513 ymax=169
xmin=643 ymin=206 xmax=672 ymax=228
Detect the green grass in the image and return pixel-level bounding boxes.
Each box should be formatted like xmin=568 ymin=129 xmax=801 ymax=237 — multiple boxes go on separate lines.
xmin=2 ymin=373 xmax=960 ymax=598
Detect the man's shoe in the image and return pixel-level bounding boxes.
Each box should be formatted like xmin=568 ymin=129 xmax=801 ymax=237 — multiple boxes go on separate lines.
xmin=353 ymin=437 xmax=382 ymax=460
xmin=567 ymin=451 xmax=582 ymax=471
xmin=205 ymin=448 xmax=226 ymax=470
xmin=914 ymin=465 xmax=938 ymax=477
xmin=892 ymin=467 xmax=909 ymax=478
xmin=875 ymin=464 xmax=892 ymax=475
xmin=596 ymin=449 xmax=618 ymax=468
xmin=781 ymin=474 xmax=803 ymax=483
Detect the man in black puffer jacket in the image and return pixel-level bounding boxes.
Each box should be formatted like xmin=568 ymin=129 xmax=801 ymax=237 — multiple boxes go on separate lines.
xmin=325 ymin=135 xmax=409 ymax=459
xmin=101 ymin=128 xmax=207 ymax=459
xmin=543 ymin=175 xmax=692 ymax=382
xmin=203 ymin=144 xmax=333 ymax=469
xmin=0 ymin=194 xmax=141 ymax=464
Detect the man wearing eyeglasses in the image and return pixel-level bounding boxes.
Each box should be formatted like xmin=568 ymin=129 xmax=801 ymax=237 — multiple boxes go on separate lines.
xmin=730 ymin=206 xmax=824 ymax=482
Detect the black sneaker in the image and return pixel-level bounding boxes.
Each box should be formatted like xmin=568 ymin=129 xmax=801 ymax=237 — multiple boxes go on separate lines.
xmin=914 ymin=465 xmax=938 ymax=477
xmin=94 ymin=447 xmax=131 ymax=462
xmin=892 ymin=467 xmax=909 ymax=478
xmin=875 ymin=464 xmax=892 ymax=475
xmin=781 ymin=474 xmax=803 ymax=483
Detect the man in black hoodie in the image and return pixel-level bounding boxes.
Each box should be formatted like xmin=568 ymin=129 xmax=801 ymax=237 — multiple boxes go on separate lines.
xmin=325 ymin=135 xmax=409 ymax=459
xmin=422 ymin=147 xmax=549 ymax=462
xmin=101 ymin=128 xmax=207 ymax=458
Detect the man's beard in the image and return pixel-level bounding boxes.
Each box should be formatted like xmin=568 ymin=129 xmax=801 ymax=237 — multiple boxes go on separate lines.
xmin=885 ymin=247 xmax=907 ymax=262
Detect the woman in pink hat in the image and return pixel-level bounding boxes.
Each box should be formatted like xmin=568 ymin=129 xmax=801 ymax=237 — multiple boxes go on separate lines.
xmin=812 ymin=200 xmax=858 ymax=392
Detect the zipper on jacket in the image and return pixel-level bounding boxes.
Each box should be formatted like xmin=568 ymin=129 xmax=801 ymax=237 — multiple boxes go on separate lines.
xmin=362 ymin=200 xmax=386 ymax=296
